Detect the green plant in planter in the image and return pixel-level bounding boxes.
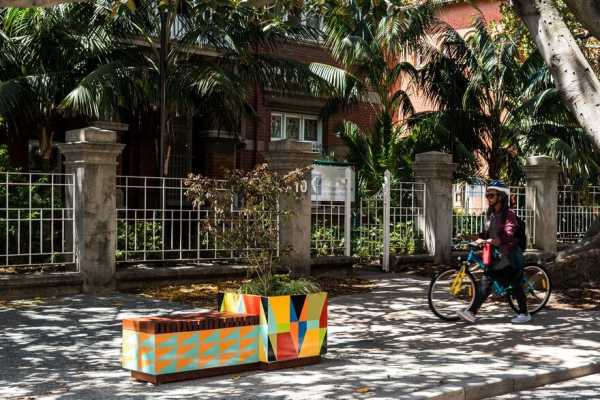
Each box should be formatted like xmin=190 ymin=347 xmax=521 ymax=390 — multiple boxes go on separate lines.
xmin=239 ymin=274 xmax=320 ymax=296
xmin=186 ymin=163 xmax=319 ymax=296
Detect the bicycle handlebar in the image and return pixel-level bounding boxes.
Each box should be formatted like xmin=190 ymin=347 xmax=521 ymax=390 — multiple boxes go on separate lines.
xmin=451 ymin=239 xmax=492 ymax=251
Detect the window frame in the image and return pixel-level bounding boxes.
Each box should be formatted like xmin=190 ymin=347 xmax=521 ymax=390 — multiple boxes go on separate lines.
xmin=270 ymin=112 xmax=323 ymax=147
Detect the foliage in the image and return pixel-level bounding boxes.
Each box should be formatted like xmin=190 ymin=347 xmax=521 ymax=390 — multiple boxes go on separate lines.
xmin=0 ymin=145 xmax=10 ymax=172
xmin=0 ymin=170 xmax=69 ymax=266
xmin=307 ymin=0 xmax=441 ymax=190
xmin=63 ymin=0 xmax=324 ymax=175
xmin=311 ymin=225 xmax=344 ymax=257
xmin=0 ymin=5 xmax=113 ymax=166
xmin=239 ymin=274 xmax=320 ymax=296
xmin=115 ymin=221 xmax=163 ymax=261
xmin=352 ymin=221 xmax=426 ymax=261
xmin=0 ymin=1 xmax=324 ymax=171
xmin=496 ymin=1 xmax=600 ymax=76
xmin=452 ymin=208 xmax=486 ymax=240
xmin=185 ymin=163 xmax=319 ymax=296
xmin=410 ymin=19 xmax=599 ymax=184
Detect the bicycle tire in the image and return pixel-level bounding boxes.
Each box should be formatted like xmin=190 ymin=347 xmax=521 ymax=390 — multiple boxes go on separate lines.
xmin=428 ymin=267 xmax=477 ymax=321
xmin=507 ymin=263 xmax=552 ymax=315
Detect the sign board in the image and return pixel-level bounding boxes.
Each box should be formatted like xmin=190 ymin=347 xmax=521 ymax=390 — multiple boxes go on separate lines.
xmin=311 ymin=164 xmax=355 ymax=202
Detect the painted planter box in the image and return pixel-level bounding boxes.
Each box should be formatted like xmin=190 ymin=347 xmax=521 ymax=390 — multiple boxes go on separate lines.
xmin=218 ymin=292 xmax=328 ymax=366
xmin=121 ymin=292 xmax=328 ymax=384
xmin=121 ymin=312 xmax=261 ymax=384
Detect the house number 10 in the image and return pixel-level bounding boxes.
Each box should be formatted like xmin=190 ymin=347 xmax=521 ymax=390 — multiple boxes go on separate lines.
xmin=295 ymin=180 xmax=308 ymax=193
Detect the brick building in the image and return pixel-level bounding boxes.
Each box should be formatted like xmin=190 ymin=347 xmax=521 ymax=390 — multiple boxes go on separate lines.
xmin=1 ymin=1 xmax=502 ymax=176
xmin=120 ymin=41 xmax=379 ymax=179
xmin=119 ymin=0 xmax=502 ymax=178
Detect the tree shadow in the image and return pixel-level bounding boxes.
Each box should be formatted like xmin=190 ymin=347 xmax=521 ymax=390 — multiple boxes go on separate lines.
xmin=0 ymin=272 xmax=599 ymax=399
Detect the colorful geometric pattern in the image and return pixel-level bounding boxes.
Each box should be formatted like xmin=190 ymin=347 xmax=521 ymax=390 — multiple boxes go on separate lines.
xmin=122 ymin=325 xmax=259 ymax=375
xmin=218 ymin=292 xmax=328 ymax=363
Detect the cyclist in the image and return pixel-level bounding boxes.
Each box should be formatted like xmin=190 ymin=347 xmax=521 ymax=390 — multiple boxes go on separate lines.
xmin=457 ymin=180 xmax=531 ymax=324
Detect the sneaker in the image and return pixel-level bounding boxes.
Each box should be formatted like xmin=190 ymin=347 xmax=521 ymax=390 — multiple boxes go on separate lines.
xmin=511 ymin=314 xmax=531 ymax=324
xmin=457 ymin=310 xmax=476 ymax=323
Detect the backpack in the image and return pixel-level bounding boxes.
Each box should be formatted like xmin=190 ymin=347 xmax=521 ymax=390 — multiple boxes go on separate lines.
xmin=514 ymin=213 xmax=527 ymax=250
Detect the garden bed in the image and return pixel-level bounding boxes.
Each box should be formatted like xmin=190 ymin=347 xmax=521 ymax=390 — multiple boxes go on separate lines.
xmin=129 ymin=275 xmax=376 ymax=310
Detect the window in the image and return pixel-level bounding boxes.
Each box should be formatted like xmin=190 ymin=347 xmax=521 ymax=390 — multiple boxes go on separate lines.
xmin=271 ymin=114 xmax=283 ymax=139
xmin=270 ymin=112 xmax=322 ymax=149
xmin=285 ymin=115 xmax=301 ymax=140
xmin=304 ymin=118 xmax=318 ymax=141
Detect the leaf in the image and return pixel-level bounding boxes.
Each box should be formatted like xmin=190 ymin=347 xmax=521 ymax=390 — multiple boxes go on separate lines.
xmin=355 ymin=386 xmax=370 ymax=394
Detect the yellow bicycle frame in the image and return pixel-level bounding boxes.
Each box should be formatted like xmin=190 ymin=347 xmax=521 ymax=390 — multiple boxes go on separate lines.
xmin=450 ymin=263 xmax=468 ymax=296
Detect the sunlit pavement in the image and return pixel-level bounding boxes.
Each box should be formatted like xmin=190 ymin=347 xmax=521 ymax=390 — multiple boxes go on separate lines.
xmin=490 ymin=373 xmax=600 ymax=399
xmin=1 ymin=271 xmax=599 ymax=399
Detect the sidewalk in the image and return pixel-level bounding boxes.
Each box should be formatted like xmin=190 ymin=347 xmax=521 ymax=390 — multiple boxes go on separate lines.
xmin=1 ymin=272 xmax=599 ymax=399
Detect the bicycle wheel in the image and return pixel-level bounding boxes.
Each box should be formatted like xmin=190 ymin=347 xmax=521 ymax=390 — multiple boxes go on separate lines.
xmin=508 ymin=264 xmax=552 ymax=315
xmin=428 ymin=268 xmax=476 ymax=321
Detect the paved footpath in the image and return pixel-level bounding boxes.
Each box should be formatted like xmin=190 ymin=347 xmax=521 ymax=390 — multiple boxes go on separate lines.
xmin=491 ymin=373 xmax=600 ymax=399
xmin=1 ymin=272 xmax=599 ymax=400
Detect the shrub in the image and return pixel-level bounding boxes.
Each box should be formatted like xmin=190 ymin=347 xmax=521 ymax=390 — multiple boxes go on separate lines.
xmin=311 ymin=225 xmax=344 ymax=257
xmin=186 ymin=164 xmax=321 ymax=296
xmin=352 ymin=221 xmax=426 ymax=261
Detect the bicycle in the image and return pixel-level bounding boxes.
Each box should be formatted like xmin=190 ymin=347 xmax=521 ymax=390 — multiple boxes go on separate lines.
xmin=427 ymin=241 xmax=552 ymax=321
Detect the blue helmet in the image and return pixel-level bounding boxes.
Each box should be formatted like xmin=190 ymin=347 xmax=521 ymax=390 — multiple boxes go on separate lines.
xmin=487 ymin=180 xmax=510 ymax=196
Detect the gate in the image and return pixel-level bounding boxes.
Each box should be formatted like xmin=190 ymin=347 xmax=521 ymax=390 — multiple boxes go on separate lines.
xmin=311 ymin=167 xmax=427 ymax=271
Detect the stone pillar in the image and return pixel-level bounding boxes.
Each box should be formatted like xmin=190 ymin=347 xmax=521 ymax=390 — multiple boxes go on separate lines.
xmin=413 ymin=152 xmax=456 ymax=264
xmin=57 ymin=127 xmax=125 ymax=293
xmin=524 ymin=156 xmax=560 ymax=253
xmin=264 ymin=140 xmax=317 ymax=277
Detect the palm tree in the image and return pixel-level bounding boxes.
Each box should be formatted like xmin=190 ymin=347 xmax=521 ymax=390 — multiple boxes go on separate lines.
xmin=306 ymin=0 xmax=441 ymax=191
xmin=412 ymin=18 xmax=599 ymax=184
xmin=0 ymin=5 xmax=113 ymax=169
xmin=64 ymin=0 xmax=323 ymax=176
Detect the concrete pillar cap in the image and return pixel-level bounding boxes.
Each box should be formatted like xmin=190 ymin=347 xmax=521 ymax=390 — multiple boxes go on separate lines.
xmin=65 ymin=127 xmax=117 ymax=144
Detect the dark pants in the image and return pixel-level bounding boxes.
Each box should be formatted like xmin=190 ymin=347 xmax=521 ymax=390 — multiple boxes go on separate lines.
xmin=469 ymin=266 xmax=528 ymax=315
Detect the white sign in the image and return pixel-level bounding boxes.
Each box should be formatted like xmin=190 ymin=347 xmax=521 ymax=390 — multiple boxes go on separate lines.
xmin=311 ymin=165 xmax=355 ymax=202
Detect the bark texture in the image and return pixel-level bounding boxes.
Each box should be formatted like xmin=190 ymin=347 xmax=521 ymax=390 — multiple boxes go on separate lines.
xmin=513 ymin=0 xmax=600 ymax=150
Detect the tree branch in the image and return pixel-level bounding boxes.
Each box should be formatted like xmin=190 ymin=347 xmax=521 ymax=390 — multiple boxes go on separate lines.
xmin=564 ymin=0 xmax=600 ymax=42
xmin=512 ymin=0 xmax=600 ymax=149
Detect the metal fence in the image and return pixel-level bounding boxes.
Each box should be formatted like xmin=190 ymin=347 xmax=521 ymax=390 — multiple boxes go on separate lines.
xmin=310 ymin=166 xmax=352 ymax=257
xmin=354 ymin=171 xmax=426 ymax=270
xmin=0 ymin=172 xmax=75 ymax=270
xmin=116 ymin=175 xmax=279 ymax=264
xmin=558 ymin=186 xmax=600 ymax=243
xmin=452 ymin=183 xmax=535 ymax=247
xmin=311 ymin=200 xmax=348 ymax=257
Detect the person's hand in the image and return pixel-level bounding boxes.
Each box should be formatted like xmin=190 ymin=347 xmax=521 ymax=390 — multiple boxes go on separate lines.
xmin=475 ymin=238 xmax=486 ymax=245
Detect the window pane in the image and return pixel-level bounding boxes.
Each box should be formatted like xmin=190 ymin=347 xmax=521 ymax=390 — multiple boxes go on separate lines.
xmin=286 ymin=116 xmax=300 ymax=140
xmin=271 ymin=115 xmax=282 ymax=139
xmin=304 ymin=119 xmax=318 ymax=141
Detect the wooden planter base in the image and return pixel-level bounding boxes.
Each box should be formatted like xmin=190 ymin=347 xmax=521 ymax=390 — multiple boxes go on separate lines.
xmin=259 ymin=356 xmax=322 ymax=371
xmin=131 ymin=363 xmax=260 ymax=385
xmin=131 ymin=357 xmax=322 ymax=384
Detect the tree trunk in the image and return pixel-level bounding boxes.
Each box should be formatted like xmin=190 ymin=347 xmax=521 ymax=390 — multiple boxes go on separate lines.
xmin=512 ymin=0 xmax=600 ymax=150
xmin=6 ymin=126 xmax=28 ymax=170
xmin=38 ymin=125 xmax=54 ymax=161
xmin=564 ymin=0 xmax=600 ymax=41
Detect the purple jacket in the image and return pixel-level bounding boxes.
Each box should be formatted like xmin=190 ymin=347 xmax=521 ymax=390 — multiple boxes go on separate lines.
xmin=480 ymin=209 xmax=518 ymax=255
